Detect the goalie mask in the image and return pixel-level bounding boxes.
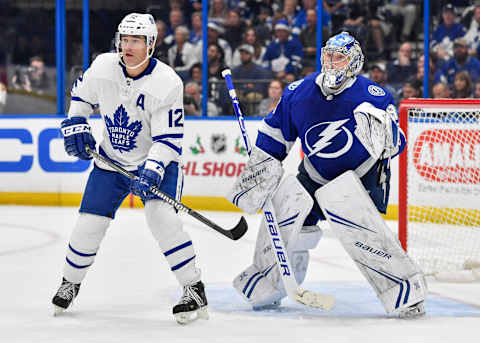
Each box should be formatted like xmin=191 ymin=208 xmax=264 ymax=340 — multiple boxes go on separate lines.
xmin=115 ymin=13 xmax=158 ymax=69
xmin=321 ymin=32 xmax=364 ymax=89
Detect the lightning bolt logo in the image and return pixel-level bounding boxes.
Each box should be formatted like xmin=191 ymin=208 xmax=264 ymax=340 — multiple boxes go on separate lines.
xmin=306 ymin=119 xmax=353 ymax=158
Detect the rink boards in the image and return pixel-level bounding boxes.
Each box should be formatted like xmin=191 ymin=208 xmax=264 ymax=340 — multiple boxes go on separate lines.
xmin=0 ymin=116 xmax=400 ymax=219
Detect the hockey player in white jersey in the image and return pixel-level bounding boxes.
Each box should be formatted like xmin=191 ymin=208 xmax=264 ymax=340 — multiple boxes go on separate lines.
xmin=52 ymin=13 xmax=207 ymax=324
xmin=228 ymin=32 xmax=427 ymax=318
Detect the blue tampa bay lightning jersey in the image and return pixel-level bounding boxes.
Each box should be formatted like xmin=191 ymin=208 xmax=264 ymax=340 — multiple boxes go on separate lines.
xmin=256 ymin=72 xmax=406 ymax=185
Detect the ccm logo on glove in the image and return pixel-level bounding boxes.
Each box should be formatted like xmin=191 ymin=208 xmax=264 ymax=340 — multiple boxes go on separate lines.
xmin=61 ymin=124 xmax=91 ymax=137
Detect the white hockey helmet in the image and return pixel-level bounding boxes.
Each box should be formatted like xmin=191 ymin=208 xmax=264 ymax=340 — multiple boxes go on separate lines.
xmin=321 ymin=31 xmax=364 ymax=88
xmin=115 ymin=13 xmax=158 ymax=69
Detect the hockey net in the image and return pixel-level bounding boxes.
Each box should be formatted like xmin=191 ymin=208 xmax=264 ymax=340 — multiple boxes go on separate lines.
xmin=398 ymin=99 xmax=480 ymax=282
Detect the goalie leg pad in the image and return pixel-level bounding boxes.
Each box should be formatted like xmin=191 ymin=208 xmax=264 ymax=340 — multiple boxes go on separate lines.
xmin=253 ymin=175 xmax=314 ymax=279
xmin=292 ymin=225 xmax=323 ymax=251
xmin=315 ymin=171 xmax=427 ymax=314
xmin=377 ymin=273 xmax=427 ymax=315
xmin=288 ymin=226 xmax=323 ymax=286
xmin=235 ymin=228 xmax=321 ymax=308
xmin=234 ymin=175 xmax=322 ymax=308
xmin=233 ymin=264 xmax=284 ymax=308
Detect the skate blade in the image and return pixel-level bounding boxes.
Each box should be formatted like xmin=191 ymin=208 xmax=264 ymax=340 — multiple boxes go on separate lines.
xmin=174 ymin=306 xmax=209 ymax=325
xmin=53 ymin=305 xmax=66 ymax=316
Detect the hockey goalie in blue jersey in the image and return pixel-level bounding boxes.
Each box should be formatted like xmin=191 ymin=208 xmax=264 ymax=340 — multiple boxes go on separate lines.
xmin=51 ymin=13 xmax=207 ymax=324
xmin=228 ymin=32 xmax=427 ymax=318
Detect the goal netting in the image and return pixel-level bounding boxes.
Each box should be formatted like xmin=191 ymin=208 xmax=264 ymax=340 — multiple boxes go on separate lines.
xmin=398 ymin=99 xmax=480 ymax=282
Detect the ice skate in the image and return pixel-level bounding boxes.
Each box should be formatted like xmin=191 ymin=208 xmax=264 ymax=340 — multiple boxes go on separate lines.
xmin=399 ymin=301 xmax=425 ymax=319
xmin=173 ymin=281 xmax=208 ymax=324
xmin=52 ymin=278 xmax=81 ymax=316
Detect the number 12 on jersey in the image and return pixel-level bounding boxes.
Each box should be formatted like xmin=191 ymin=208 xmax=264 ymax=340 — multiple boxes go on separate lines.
xmin=169 ymin=109 xmax=184 ymax=128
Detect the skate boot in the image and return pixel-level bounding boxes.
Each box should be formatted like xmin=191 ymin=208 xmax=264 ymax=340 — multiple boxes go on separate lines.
xmin=52 ymin=278 xmax=81 ymax=316
xmin=173 ymin=281 xmax=208 ymax=324
xmin=399 ymin=301 xmax=425 ymax=319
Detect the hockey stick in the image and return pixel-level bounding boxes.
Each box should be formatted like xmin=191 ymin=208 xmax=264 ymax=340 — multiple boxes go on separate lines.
xmin=222 ymin=69 xmax=334 ymax=309
xmin=85 ymin=147 xmax=247 ymax=240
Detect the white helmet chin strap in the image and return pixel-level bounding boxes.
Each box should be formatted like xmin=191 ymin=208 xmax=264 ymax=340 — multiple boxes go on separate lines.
xmin=118 ymin=52 xmax=150 ymax=70
xmin=117 ymin=42 xmax=155 ymax=70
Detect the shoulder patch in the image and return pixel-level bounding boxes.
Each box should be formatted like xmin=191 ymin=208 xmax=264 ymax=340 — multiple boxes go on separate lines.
xmin=288 ymin=79 xmax=304 ymax=91
xmin=368 ymin=85 xmax=386 ymax=97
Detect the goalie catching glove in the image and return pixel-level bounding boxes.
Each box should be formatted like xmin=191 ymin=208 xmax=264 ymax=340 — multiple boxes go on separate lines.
xmin=353 ymin=102 xmax=402 ymax=160
xmin=227 ymin=146 xmax=284 ymax=214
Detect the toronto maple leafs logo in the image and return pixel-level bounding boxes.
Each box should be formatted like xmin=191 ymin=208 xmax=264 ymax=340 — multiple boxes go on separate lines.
xmin=104 ymin=105 xmax=142 ymax=153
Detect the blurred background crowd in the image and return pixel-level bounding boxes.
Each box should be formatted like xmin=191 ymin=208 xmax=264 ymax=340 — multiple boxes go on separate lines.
xmin=1 ymin=0 xmax=480 ymax=116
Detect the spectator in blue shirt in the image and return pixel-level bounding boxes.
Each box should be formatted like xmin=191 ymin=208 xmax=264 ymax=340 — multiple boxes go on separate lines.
xmin=263 ymin=19 xmax=304 ymax=79
xmin=432 ymin=4 xmax=467 ymax=61
xmin=440 ymin=37 xmax=480 ymax=86
xmin=165 ymin=8 xmax=185 ymax=46
xmin=232 ymin=44 xmax=274 ymax=115
xmin=232 ymin=44 xmax=273 ymax=98
xmin=189 ymin=11 xmax=203 ymax=46
xmin=292 ymin=0 xmax=331 ymax=38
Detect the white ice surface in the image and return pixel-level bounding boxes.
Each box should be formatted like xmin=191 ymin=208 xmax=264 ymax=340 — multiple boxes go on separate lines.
xmin=1 ymin=206 xmax=479 ymax=343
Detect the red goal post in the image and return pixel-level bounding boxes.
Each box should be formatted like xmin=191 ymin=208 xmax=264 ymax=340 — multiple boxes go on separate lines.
xmin=398 ymin=99 xmax=480 ymax=281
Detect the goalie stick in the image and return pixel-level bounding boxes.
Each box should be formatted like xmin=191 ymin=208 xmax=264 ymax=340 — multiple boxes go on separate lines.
xmin=85 ymin=147 xmax=247 ymax=241
xmin=222 ymin=69 xmax=334 ymax=310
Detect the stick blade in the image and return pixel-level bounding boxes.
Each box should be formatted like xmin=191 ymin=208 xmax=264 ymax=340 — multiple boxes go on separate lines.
xmin=294 ymin=287 xmax=335 ymax=310
xmin=228 ymin=216 xmax=248 ymax=240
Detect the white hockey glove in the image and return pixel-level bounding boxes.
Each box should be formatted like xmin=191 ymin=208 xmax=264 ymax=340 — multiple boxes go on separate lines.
xmin=353 ymin=102 xmax=400 ymax=160
xmin=227 ymin=146 xmax=284 ymax=214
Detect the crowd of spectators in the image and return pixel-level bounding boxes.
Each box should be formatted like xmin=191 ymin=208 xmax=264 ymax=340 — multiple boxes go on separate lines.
xmin=150 ymin=0 xmax=480 ymax=116
xmin=5 ymin=0 xmax=480 ymax=116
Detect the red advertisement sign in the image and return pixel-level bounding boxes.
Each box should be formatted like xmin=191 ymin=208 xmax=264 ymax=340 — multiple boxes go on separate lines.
xmin=412 ymin=129 xmax=480 ymax=184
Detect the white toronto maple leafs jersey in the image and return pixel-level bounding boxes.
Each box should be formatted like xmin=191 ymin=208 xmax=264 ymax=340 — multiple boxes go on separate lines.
xmin=68 ymin=53 xmax=184 ymax=171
